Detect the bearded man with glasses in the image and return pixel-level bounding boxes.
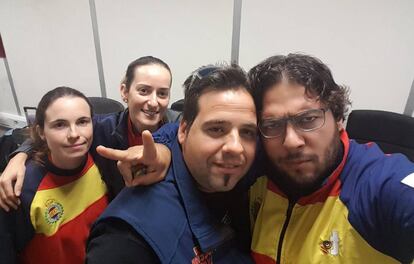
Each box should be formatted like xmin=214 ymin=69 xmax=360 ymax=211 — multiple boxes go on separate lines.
xmin=248 ymin=54 xmax=414 ymax=264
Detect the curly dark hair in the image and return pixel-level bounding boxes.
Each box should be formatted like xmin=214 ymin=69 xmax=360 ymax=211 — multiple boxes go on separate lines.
xmin=248 ymin=53 xmax=351 ymax=121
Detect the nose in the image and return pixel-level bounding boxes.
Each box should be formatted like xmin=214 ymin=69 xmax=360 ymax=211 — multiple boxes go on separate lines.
xmin=282 ymin=122 xmax=305 ymax=149
xmin=67 ymin=125 xmax=80 ymax=139
xmin=222 ymin=130 xmax=244 ymax=155
xmin=147 ymin=92 xmax=158 ymax=108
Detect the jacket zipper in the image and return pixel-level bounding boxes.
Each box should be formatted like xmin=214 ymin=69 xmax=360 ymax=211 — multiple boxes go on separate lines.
xmin=276 ymin=200 xmax=295 ymax=264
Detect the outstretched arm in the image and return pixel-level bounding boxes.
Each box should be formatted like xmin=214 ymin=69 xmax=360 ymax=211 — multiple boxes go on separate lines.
xmin=96 ymin=130 xmax=171 ymax=187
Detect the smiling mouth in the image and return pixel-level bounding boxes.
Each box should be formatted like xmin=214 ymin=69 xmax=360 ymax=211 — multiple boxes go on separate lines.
xmin=65 ymin=142 xmax=86 ymax=148
xmin=217 ymin=164 xmax=241 ymax=169
xmin=141 ymin=109 xmax=159 ymax=117
xmin=213 ymin=162 xmax=244 ymax=174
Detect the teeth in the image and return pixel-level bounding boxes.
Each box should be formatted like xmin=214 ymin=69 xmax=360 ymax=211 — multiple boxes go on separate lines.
xmin=142 ymin=110 xmax=158 ymax=116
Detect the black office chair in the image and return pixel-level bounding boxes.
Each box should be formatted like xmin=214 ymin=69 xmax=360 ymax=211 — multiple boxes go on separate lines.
xmin=88 ymin=97 xmax=125 ymax=115
xmin=23 ymin=106 xmax=37 ymax=126
xmin=171 ymin=99 xmax=184 ymax=112
xmin=346 ymin=110 xmax=414 ymax=161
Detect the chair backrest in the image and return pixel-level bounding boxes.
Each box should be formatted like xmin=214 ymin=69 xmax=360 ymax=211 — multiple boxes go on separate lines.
xmin=346 ymin=109 xmax=414 ymax=161
xmin=170 ymin=99 xmax=184 ymax=112
xmin=23 ymin=106 xmax=37 ymax=126
xmin=88 ymin=97 xmax=125 ymax=115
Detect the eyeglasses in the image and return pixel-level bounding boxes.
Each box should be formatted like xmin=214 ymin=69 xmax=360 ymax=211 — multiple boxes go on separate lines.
xmin=259 ymin=108 xmax=328 ymax=138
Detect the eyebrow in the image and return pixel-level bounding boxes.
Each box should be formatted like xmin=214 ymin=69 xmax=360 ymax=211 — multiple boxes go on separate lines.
xmin=203 ymin=120 xmax=229 ymax=126
xmin=157 ymin=87 xmax=170 ymax=91
xmin=49 ymin=119 xmax=67 ymax=123
xmin=134 ymin=84 xmax=152 ymax=89
xmin=262 ymin=107 xmax=322 ymax=120
xmin=202 ymin=120 xmax=257 ymax=128
xmin=48 ymin=116 xmax=91 ymax=123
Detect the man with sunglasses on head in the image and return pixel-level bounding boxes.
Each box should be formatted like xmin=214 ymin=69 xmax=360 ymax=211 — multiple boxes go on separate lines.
xmin=248 ymin=54 xmax=414 ymax=263
xmin=86 ymin=64 xmax=256 ymax=264
xmin=88 ymin=54 xmax=414 ymax=263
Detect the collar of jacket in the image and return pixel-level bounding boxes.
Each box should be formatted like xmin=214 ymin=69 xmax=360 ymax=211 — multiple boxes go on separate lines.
xmin=170 ymin=139 xmax=235 ymax=253
xmin=112 ymin=108 xmax=181 ymax=149
xmin=110 ymin=109 xmax=129 ymax=149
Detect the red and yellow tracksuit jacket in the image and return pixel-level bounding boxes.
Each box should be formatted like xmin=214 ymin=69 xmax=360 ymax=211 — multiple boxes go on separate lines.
xmin=249 ymin=132 xmax=414 ymax=264
xmin=0 ymin=153 xmax=108 ymax=264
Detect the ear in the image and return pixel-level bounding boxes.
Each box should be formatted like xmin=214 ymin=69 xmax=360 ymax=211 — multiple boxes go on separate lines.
xmin=36 ymin=125 xmax=45 ymax=141
xmin=120 ymin=84 xmax=128 ymax=102
xmin=336 ymin=119 xmax=344 ymax=132
xmin=178 ymin=120 xmax=188 ymax=144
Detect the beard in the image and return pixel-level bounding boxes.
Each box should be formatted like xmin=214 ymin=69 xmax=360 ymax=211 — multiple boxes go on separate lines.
xmin=266 ymin=130 xmax=343 ymax=199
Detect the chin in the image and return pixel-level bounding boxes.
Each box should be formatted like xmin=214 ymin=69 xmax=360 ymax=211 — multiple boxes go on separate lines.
xmin=292 ymin=173 xmax=323 ymax=189
xmin=66 ymin=148 xmax=88 ymax=156
xmin=216 ymin=181 xmax=238 ymax=192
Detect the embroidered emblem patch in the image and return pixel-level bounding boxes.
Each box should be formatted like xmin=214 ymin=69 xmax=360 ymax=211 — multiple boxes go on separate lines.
xmin=192 ymin=246 xmax=213 ymax=264
xmin=44 ymin=199 xmax=64 ymax=224
xmin=320 ymin=230 xmax=339 ymax=256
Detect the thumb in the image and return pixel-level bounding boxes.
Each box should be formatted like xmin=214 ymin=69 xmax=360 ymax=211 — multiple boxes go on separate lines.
xmin=141 ymin=130 xmax=157 ymax=161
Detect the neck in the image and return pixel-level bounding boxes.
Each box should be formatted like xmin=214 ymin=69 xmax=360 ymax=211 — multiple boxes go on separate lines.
xmin=49 ymin=153 xmax=87 ymax=170
xmin=129 ymin=117 xmax=158 ymax=134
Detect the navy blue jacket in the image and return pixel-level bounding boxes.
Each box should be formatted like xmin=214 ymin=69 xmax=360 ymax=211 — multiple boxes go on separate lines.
xmin=92 ymin=138 xmax=253 ymax=263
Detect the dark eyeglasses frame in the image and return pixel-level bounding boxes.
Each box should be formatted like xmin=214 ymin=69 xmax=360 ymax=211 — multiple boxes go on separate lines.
xmin=259 ymin=108 xmax=328 ymax=139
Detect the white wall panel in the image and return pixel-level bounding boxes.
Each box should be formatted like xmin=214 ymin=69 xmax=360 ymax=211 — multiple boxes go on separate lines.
xmin=0 ymin=0 xmax=101 ymax=115
xmin=0 ymin=60 xmax=16 ymax=114
xmin=95 ymin=0 xmax=234 ymax=104
xmin=239 ymin=0 xmax=414 ymax=114
xmin=1 ymin=0 xmax=413 ymax=116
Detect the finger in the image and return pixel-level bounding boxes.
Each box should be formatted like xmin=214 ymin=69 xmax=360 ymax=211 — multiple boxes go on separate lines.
xmin=0 ymin=185 xmax=17 ymax=210
xmin=4 ymin=183 xmax=19 ymax=209
xmin=2 ymin=178 xmax=15 ymax=202
xmin=0 ymin=186 xmax=9 ymax=211
xmin=0 ymin=180 xmax=5 ymax=199
xmin=141 ymin=130 xmax=157 ymax=161
xmin=14 ymin=168 xmax=25 ymax=197
xmin=0 ymin=199 xmax=10 ymax=212
xmin=117 ymin=161 xmax=133 ymax=187
xmin=97 ymin=145 xmax=129 ymax=161
xmin=4 ymin=197 xmax=18 ymax=210
xmin=130 ymin=170 xmax=163 ymax=186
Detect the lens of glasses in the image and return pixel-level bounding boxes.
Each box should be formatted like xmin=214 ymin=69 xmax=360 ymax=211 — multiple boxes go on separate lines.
xmin=259 ymin=119 xmax=286 ymax=138
xmin=293 ymin=109 xmax=325 ymax=131
xmin=259 ymin=108 xmax=326 ymax=138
